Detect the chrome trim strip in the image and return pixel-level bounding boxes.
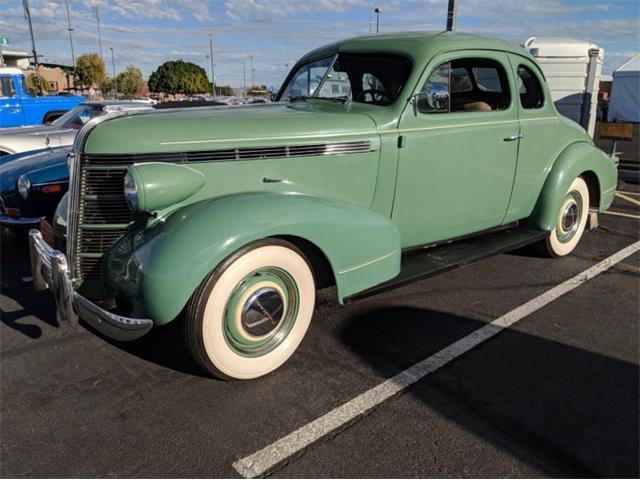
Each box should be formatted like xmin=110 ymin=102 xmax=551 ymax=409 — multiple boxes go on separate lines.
xmin=83 ymin=140 xmax=373 ymax=164
xmin=338 ymin=250 xmax=397 ymax=275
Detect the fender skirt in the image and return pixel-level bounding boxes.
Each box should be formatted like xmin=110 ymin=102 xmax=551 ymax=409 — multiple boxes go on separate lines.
xmin=104 ymin=193 xmax=401 ymax=325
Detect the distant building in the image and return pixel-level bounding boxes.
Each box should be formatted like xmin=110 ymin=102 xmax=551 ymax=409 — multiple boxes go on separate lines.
xmin=1 ymin=49 xmax=30 ymax=69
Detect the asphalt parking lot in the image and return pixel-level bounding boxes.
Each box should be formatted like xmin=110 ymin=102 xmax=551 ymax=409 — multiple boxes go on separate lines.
xmin=1 ymin=185 xmax=638 ymax=478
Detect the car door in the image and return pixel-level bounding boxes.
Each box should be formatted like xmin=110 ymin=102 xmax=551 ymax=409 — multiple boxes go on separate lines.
xmin=392 ymin=51 xmax=520 ymax=248
xmin=0 ymin=76 xmax=25 ymax=128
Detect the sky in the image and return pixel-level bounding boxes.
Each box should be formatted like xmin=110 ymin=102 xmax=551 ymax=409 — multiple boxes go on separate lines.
xmin=0 ymin=0 xmax=638 ymax=90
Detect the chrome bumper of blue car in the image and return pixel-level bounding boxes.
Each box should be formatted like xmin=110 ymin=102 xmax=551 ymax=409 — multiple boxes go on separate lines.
xmin=0 ymin=214 xmax=42 ymax=226
xmin=28 ymin=229 xmax=153 ymax=341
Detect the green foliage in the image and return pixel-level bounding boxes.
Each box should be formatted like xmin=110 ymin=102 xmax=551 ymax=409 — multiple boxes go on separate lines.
xmin=220 ymin=85 xmax=235 ymax=96
xmin=24 ymin=73 xmax=54 ymax=94
xmin=117 ymin=65 xmax=146 ymax=98
xmin=76 ymin=53 xmax=106 ymax=87
xmin=148 ymin=60 xmax=210 ymax=94
xmin=99 ymin=76 xmax=116 ymax=97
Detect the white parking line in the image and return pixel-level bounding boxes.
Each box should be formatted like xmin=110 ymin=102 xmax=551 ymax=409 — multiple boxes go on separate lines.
xmin=618 ymin=191 xmax=640 ymax=197
xmin=233 ymin=240 xmax=640 ymax=478
xmin=602 ymin=210 xmax=640 ymax=220
xmin=615 ymin=192 xmax=640 ymax=207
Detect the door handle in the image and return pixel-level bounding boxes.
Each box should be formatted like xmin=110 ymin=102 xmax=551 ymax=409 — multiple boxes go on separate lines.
xmin=503 ymin=133 xmax=523 ymax=142
xmin=10 ymin=108 xmax=20 ymax=113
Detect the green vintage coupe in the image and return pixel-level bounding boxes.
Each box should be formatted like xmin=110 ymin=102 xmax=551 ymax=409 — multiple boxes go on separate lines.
xmin=30 ymin=32 xmax=617 ymax=379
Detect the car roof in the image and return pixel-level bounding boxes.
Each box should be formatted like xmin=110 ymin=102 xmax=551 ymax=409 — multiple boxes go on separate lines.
xmin=295 ymin=30 xmax=533 ymax=66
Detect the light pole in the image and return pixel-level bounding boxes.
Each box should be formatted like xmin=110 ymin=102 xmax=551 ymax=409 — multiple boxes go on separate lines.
xmin=110 ymin=47 xmax=117 ymax=99
xmin=446 ymin=0 xmax=458 ymax=31
xmin=208 ymin=33 xmax=215 ymax=99
xmin=65 ymin=0 xmax=76 ymax=72
xmin=93 ymin=5 xmax=103 ymax=61
xmin=374 ymin=7 xmax=381 ymax=34
xmin=22 ymin=0 xmax=43 ymax=96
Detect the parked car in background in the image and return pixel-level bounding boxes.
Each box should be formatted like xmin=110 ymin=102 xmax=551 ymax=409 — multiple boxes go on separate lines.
xmin=0 ymin=67 xmax=84 ymax=128
xmin=30 ymin=32 xmax=617 ymax=380
xmin=0 ymin=146 xmax=70 ymax=227
xmin=0 ymin=101 xmax=154 ymax=155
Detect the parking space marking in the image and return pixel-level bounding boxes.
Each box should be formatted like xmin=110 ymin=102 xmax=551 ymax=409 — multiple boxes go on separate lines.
xmin=618 ymin=190 xmax=640 ymax=197
xmin=602 ymin=210 xmax=640 ymax=220
xmin=233 ymin=240 xmax=640 ymax=479
xmin=615 ymin=192 xmax=640 ymax=207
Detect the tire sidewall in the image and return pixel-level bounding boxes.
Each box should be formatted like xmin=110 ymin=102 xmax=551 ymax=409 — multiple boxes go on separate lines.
xmin=194 ymin=240 xmax=315 ymax=380
xmin=547 ymin=177 xmax=590 ymax=257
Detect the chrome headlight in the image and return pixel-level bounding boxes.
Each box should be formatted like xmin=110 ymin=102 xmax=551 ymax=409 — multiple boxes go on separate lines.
xmin=123 ymin=170 xmax=138 ymax=211
xmin=17 ymin=175 xmax=31 ymax=200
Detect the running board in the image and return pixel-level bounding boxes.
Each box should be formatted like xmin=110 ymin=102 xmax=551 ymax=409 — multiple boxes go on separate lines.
xmin=345 ymin=227 xmax=549 ymax=302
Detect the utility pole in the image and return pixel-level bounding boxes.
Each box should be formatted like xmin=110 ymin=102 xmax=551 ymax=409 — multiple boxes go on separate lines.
xmin=65 ymin=0 xmax=76 ymax=92
xmin=374 ymin=7 xmax=381 ymax=34
xmin=208 ymin=33 xmax=215 ymax=99
xmin=250 ymin=55 xmax=254 ymax=88
xmin=446 ymin=0 xmax=458 ymax=31
xmin=22 ymin=0 xmax=43 ymax=96
xmin=110 ymin=47 xmax=117 ymax=99
xmin=242 ymin=61 xmax=246 ymax=96
xmin=93 ymin=5 xmax=103 ymax=61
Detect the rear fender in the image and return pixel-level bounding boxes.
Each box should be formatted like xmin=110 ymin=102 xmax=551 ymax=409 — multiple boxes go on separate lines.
xmin=104 ymin=193 xmax=401 ymax=324
xmin=525 ymin=142 xmax=617 ymax=231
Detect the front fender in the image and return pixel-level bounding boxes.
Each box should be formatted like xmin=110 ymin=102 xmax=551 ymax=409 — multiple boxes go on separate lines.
xmin=525 ymin=142 xmax=618 ymax=231
xmin=104 ymin=193 xmax=401 ymax=325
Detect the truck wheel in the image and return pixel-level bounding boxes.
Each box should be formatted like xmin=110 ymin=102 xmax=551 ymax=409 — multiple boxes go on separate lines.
xmin=183 ymin=239 xmax=316 ymax=380
xmin=538 ymin=177 xmax=590 ymax=257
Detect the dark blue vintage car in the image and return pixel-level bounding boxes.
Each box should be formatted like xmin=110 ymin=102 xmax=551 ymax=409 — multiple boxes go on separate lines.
xmin=0 ymin=146 xmax=70 ymax=227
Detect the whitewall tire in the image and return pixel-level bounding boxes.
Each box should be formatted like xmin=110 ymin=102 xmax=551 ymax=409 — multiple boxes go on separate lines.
xmin=184 ymin=239 xmax=316 ymax=380
xmin=542 ymin=176 xmax=590 ymax=257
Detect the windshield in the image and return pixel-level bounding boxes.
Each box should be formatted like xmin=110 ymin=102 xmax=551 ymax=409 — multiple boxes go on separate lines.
xmin=279 ymin=53 xmax=411 ymax=106
xmin=51 ymin=104 xmax=102 ymax=130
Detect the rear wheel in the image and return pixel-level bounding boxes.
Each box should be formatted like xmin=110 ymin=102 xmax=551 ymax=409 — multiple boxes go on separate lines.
xmin=537 ymin=176 xmax=590 ymax=257
xmin=183 ymin=239 xmax=316 ymax=380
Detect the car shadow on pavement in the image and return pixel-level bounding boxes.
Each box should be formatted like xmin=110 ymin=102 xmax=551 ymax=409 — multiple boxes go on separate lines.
xmin=341 ymin=306 xmax=639 ymax=478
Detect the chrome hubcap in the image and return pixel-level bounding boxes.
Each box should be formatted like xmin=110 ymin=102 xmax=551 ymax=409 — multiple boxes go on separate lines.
xmin=241 ymin=287 xmax=284 ymax=337
xmin=556 ymin=191 xmax=583 ymax=244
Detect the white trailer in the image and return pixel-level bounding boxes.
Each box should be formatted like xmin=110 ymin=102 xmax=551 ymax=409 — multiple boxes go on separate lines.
xmin=522 ymin=37 xmax=603 ymax=137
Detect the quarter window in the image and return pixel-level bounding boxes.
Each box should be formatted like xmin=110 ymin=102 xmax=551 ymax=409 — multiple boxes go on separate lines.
xmin=419 ymin=58 xmax=511 ymax=114
xmin=517 ymin=65 xmax=544 ymax=109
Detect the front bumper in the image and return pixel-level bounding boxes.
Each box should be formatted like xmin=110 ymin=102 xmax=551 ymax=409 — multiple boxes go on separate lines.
xmin=28 ymin=229 xmax=153 ymax=341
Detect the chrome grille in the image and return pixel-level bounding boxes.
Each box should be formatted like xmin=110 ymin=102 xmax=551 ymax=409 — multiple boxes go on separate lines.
xmin=74 ymin=164 xmax=133 ymax=282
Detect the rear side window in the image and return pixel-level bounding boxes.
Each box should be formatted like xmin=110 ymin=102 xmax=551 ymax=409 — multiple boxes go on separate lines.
xmin=0 ymin=77 xmax=15 ymax=98
xmin=517 ymin=65 xmax=544 ymax=109
xmin=419 ymin=58 xmax=511 ymax=114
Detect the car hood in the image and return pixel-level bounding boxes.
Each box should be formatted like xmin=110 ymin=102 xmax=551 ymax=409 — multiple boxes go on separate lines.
xmin=0 ymin=147 xmax=70 ymax=194
xmin=83 ymin=102 xmax=379 ymax=155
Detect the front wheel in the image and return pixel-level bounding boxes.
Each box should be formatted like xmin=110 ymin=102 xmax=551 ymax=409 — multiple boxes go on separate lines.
xmin=183 ymin=239 xmax=316 ymax=380
xmin=538 ymin=176 xmax=590 ymax=257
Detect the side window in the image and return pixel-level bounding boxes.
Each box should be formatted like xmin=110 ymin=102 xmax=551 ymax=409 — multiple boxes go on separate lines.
xmin=419 ymin=58 xmax=511 ymax=114
xmin=517 ymin=65 xmax=544 ymax=109
xmin=0 ymin=77 xmax=16 ymax=98
xmin=418 ymin=63 xmax=450 ymax=113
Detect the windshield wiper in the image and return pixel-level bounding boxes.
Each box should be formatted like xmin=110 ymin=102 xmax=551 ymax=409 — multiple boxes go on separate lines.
xmin=289 ymin=95 xmax=312 ymax=102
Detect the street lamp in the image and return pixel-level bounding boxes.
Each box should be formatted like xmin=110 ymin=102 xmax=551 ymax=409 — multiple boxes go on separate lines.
xmin=110 ymin=47 xmax=117 ymax=99
xmin=374 ymin=8 xmax=381 ymax=34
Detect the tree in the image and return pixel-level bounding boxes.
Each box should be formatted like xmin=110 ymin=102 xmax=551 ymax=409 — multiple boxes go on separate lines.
xmin=220 ymin=85 xmax=235 ymax=96
xmin=99 ymin=76 xmax=116 ymax=97
xmin=76 ymin=53 xmax=106 ymax=88
xmin=24 ymin=73 xmax=54 ymax=94
xmin=148 ymin=60 xmax=210 ymax=95
xmin=117 ymin=65 xmax=145 ymax=98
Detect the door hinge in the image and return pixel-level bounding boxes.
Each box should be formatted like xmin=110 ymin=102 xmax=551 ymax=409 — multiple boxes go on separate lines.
xmin=397 ymin=135 xmax=405 ymax=149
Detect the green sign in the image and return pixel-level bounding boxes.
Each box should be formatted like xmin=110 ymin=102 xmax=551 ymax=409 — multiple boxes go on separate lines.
xmin=0 ymin=38 xmax=10 ymax=46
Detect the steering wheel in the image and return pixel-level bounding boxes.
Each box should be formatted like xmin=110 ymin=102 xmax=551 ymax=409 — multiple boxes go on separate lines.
xmin=356 ymin=89 xmax=390 ymax=105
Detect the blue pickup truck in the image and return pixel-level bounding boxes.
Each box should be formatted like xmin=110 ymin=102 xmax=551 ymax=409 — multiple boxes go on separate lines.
xmin=0 ymin=67 xmax=84 ymax=128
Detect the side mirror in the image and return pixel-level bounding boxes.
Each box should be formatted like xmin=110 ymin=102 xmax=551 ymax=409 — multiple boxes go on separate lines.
xmin=411 ymin=84 xmax=449 ymax=114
